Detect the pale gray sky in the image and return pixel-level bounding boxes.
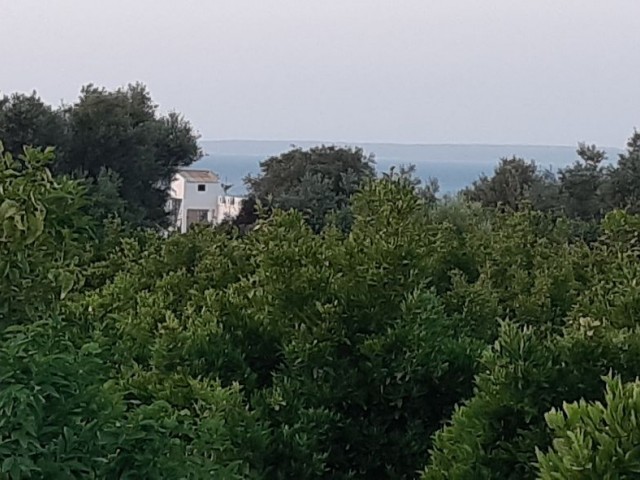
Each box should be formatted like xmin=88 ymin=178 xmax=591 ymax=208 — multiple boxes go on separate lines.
xmin=1 ymin=0 xmax=639 ymax=147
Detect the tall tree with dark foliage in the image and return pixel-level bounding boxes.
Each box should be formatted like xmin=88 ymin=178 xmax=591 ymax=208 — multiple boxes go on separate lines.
xmin=237 ymin=145 xmax=375 ymax=230
xmin=0 ymin=84 xmax=201 ymax=226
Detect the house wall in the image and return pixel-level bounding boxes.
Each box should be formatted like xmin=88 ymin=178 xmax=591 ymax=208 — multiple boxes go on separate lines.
xmin=180 ymin=181 xmax=224 ymax=232
xmin=168 ymin=173 xmax=230 ymax=233
xmin=183 ymin=181 xmax=223 ymax=210
xmin=170 ymin=175 xmax=185 ymax=200
xmin=216 ymin=196 xmax=244 ymax=223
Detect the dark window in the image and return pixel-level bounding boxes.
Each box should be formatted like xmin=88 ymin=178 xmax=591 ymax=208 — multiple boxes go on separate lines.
xmin=197 ymin=184 xmax=206 ymax=192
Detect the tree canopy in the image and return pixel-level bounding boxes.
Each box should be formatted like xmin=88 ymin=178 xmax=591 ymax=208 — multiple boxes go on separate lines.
xmin=462 ymin=133 xmax=640 ymax=224
xmin=0 ymin=92 xmax=66 ymax=158
xmin=237 ymin=145 xmax=375 ymax=231
xmin=6 ymin=91 xmax=640 ymax=479
xmin=0 ymin=84 xmax=201 ymax=226
xmin=3 ymin=140 xmax=640 ymax=478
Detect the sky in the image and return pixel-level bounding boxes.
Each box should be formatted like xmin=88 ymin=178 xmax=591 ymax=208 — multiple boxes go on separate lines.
xmin=1 ymin=0 xmax=639 ymax=147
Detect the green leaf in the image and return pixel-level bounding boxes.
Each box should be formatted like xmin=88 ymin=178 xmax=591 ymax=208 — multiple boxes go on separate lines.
xmin=24 ymin=213 xmax=44 ymax=244
xmin=59 ymin=271 xmax=75 ymax=299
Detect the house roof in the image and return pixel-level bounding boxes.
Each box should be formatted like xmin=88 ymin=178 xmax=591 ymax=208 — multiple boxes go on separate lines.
xmin=177 ymin=169 xmax=219 ymax=183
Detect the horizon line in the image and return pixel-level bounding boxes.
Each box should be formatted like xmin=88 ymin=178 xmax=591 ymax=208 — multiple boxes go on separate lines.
xmin=200 ymin=138 xmax=622 ymax=150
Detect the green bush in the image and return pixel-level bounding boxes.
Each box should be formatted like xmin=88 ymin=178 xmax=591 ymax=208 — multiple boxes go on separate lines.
xmin=537 ymin=376 xmax=640 ymax=479
xmin=0 ymin=144 xmax=92 ymax=328
xmin=0 ymin=320 xmax=267 ymax=479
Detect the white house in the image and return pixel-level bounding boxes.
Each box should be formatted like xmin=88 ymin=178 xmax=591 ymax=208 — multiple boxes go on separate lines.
xmin=167 ymin=169 xmax=244 ymax=233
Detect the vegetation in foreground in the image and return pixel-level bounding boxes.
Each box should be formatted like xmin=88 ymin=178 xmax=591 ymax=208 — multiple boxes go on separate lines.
xmin=3 ymin=143 xmax=640 ymax=478
xmin=3 ymin=84 xmax=640 ymax=478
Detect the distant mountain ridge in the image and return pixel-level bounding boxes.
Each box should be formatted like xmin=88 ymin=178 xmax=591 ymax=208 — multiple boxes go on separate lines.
xmin=195 ymin=140 xmax=624 ymax=195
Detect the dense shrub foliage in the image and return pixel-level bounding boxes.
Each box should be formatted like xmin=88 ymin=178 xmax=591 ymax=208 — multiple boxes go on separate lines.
xmin=537 ymin=376 xmax=640 ymax=479
xmin=4 ymin=144 xmax=640 ymax=478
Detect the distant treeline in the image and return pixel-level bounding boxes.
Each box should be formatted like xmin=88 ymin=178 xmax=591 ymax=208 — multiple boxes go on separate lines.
xmin=5 ymin=84 xmax=640 ymax=234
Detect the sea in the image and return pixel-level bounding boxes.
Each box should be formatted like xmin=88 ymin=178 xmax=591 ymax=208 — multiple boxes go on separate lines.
xmin=193 ymin=141 xmax=623 ymax=196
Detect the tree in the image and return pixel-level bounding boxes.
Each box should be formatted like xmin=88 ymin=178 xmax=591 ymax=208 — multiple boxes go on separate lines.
xmin=0 ymin=144 xmax=92 ymax=329
xmin=463 ymin=146 xmax=615 ymax=222
xmin=421 ymin=322 xmax=604 ymax=480
xmin=81 ymin=167 xmax=128 ymax=223
xmin=0 ymin=84 xmax=202 ymax=227
xmin=463 ymin=156 xmax=543 ymax=210
xmin=609 ymin=130 xmax=640 ymax=214
xmin=423 ymin=208 xmax=640 ymax=479
xmin=60 ymin=84 xmax=202 ymax=225
xmin=8 ymin=129 xmax=640 ymax=477
xmin=74 ymin=178 xmax=480 ymax=478
xmin=238 ymin=145 xmax=375 ymax=230
xmin=0 ymin=92 xmax=66 ymax=158
xmin=0 ymin=144 xmax=268 ymax=479
xmin=558 ymin=143 xmax=609 ymax=220
xmin=0 ymin=317 xmax=269 ymax=479
xmin=382 ymin=164 xmax=440 ymax=204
